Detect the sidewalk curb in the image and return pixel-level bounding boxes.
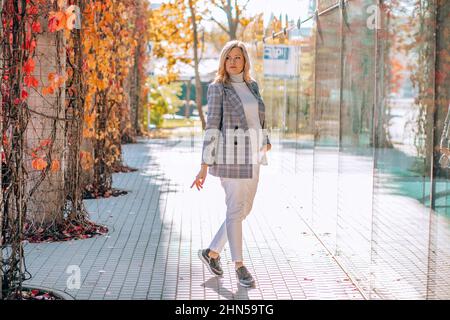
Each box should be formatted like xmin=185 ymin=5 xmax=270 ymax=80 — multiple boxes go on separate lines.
xmin=23 ymin=285 xmax=75 ymax=300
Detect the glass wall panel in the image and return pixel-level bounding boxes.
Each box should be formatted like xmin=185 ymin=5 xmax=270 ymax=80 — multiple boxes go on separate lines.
xmin=312 ymin=8 xmax=341 ymax=250
xmin=294 ymin=20 xmax=316 ymax=225
xmin=246 ymin=0 xmax=449 ymax=299
xmin=371 ymin=0 xmax=434 ymax=299
xmin=258 ymin=24 xmax=303 ymax=225
xmin=318 ymin=0 xmax=339 ymax=11
xmin=428 ymin=0 xmax=450 ymax=300
xmin=335 ymin=0 xmax=376 ymax=297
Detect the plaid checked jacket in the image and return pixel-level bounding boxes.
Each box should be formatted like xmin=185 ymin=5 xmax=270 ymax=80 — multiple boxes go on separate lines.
xmin=201 ymin=80 xmax=271 ymax=179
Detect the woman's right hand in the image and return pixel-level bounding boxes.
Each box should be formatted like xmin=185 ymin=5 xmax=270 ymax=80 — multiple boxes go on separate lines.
xmin=191 ymin=164 xmax=208 ymax=191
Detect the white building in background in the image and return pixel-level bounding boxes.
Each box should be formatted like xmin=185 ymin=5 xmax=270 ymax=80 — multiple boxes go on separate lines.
xmin=150 ymin=57 xmax=218 ymax=83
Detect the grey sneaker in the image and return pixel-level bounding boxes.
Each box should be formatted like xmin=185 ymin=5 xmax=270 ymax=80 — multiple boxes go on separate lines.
xmin=235 ymin=266 xmax=255 ymax=287
xmin=198 ymin=249 xmax=223 ymax=276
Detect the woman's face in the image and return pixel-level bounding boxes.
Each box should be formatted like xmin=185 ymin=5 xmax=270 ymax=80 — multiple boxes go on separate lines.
xmin=225 ymin=47 xmax=245 ymax=75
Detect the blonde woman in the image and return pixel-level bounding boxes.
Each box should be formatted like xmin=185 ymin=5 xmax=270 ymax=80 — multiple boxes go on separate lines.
xmin=191 ymin=40 xmax=271 ymax=287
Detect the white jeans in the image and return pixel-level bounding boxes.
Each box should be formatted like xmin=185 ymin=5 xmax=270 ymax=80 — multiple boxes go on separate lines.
xmin=209 ymin=164 xmax=260 ymax=262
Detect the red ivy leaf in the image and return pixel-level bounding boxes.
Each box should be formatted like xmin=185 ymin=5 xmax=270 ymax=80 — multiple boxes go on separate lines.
xmin=48 ymin=11 xmax=65 ymax=32
xmin=40 ymin=139 xmax=51 ymax=147
xmin=27 ymin=6 xmax=38 ymax=16
xmin=22 ymin=90 xmax=29 ymax=99
xmin=23 ymin=58 xmax=35 ymax=74
xmin=31 ymin=21 xmax=41 ymax=33
xmin=48 ymin=15 xmax=59 ymax=33
xmin=23 ymin=39 xmax=37 ymax=53
xmin=24 ymin=75 xmax=39 ymax=88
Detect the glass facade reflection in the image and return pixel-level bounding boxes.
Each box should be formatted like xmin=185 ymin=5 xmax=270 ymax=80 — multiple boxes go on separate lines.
xmin=244 ymin=0 xmax=450 ymax=299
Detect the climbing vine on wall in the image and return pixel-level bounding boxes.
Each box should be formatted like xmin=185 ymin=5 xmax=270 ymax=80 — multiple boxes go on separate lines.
xmin=0 ymin=0 xmax=66 ymax=299
xmin=82 ymin=0 xmax=151 ymax=195
xmin=1 ymin=0 xmax=151 ymax=298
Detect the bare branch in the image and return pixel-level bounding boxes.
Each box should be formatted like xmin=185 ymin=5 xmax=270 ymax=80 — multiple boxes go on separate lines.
xmin=241 ymin=0 xmax=250 ymax=13
xmin=209 ymin=16 xmax=230 ymax=34
xmin=235 ymin=0 xmax=249 ymax=20
xmin=211 ymin=0 xmax=226 ymax=13
xmin=199 ymin=28 xmax=205 ymax=63
xmin=220 ymin=0 xmax=228 ymax=9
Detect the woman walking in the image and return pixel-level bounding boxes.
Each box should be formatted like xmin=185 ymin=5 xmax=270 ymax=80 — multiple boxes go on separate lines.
xmin=191 ymin=40 xmax=271 ymax=287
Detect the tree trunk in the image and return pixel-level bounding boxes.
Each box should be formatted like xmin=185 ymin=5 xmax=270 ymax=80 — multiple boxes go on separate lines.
xmin=0 ymin=10 xmax=3 ymax=298
xmin=133 ymin=42 xmax=142 ymax=136
xmin=94 ymin=91 xmax=113 ymax=194
xmin=0 ymin=0 xmax=4 ymax=298
xmin=185 ymin=79 xmax=191 ymax=118
xmin=65 ymin=16 xmax=87 ymax=222
xmin=26 ymin=16 xmax=66 ymax=229
xmin=188 ymin=0 xmax=205 ymax=129
xmin=1 ymin=0 xmax=31 ymax=298
xmin=226 ymin=0 xmax=237 ymax=40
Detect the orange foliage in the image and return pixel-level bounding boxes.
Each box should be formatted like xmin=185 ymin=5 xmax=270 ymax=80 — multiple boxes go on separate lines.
xmin=51 ymin=159 xmax=60 ymax=172
xmin=42 ymin=72 xmax=67 ymax=95
xmin=80 ymin=151 xmax=94 ymax=170
xmin=149 ymin=0 xmax=192 ymax=84
xmin=81 ymin=0 xmax=150 ymax=170
xmin=389 ymin=58 xmax=405 ymax=94
xmin=32 ymin=158 xmax=48 ymax=170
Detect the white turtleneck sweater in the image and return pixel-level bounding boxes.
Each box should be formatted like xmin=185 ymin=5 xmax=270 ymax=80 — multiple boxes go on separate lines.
xmin=229 ymin=72 xmax=261 ymax=132
xmin=230 ymin=72 xmax=264 ymax=163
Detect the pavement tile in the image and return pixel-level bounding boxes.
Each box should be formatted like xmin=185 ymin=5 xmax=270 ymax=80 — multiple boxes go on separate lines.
xmin=23 ymin=137 xmax=449 ymax=300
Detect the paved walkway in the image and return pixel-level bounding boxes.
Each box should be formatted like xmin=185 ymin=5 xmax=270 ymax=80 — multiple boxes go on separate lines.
xmin=23 ymin=137 xmax=363 ymax=300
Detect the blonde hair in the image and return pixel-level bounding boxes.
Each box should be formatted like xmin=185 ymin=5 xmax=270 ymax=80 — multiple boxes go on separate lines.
xmin=214 ymin=40 xmax=254 ymax=84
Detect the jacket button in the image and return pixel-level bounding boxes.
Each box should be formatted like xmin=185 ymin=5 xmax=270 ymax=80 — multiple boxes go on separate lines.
xmin=234 ymin=141 xmax=237 ymax=146
xmin=235 ymin=126 xmax=238 ymax=130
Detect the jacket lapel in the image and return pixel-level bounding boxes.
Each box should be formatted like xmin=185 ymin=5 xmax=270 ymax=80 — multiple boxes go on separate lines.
xmin=248 ymin=82 xmax=266 ymax=129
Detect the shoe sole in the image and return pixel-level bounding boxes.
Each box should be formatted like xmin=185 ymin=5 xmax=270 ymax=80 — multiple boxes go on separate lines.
xmin=198 ymin=250 xmax=223 ymax=277
xmin=235 ymin=271 xmax=255 ymax=288
xmin=237 ymin=278 xmax=255 ymax=288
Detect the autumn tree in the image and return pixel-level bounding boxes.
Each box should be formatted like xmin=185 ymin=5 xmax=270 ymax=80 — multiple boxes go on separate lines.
xmin=241 ymin=13 xmax=264 ymax=78
xmin=188 ymin=0 xmax=206 ymax=129
xmin=149 ymin=0 xmax=209 ymax=128
xmin=208 ymin=0 xmax=251 ymax=40
xmin=149 ymin=1 xmax=192 ymax=84
xmin=129 ymin=0 xmax=151 ymax=137
xmin=204 ymin=24 xmax=229 ymax=53
xmin=82 ymin=0 xmax=143 ymax=195
xmin=0 ymin=0 xmax=40 ymax=299
xmin=0 ymin=0 xmax=81 ymax=298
